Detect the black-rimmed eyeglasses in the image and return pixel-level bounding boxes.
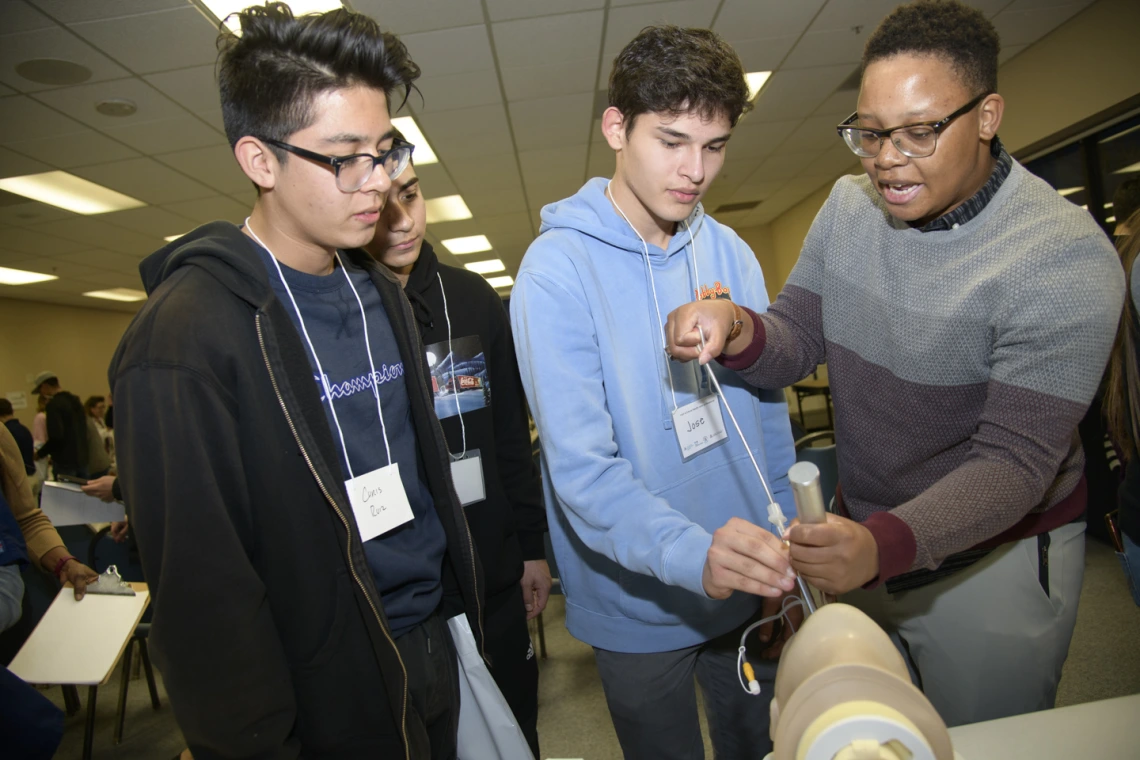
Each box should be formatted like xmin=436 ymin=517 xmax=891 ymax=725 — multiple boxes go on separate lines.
xmin=262 ymin=137 xmax=415 ymax=192
xmin=836 ymin=92 xmax=990 ymax=159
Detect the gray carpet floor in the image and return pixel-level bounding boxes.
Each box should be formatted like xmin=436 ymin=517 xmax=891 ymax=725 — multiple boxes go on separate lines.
xmin=44 ymin=538 xmax=1140 ymax=759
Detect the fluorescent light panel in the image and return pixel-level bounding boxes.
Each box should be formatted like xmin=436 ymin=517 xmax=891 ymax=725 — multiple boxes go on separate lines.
xmin=442 ymin=235 xmax=492 ymax=254
xmin=0 ymin=171 xmax=145 ymax=215
xmin=486 ymin=275 xmax=514 ymax=290
xmin=745 ymin=71 xmax=772 ymax=101
xmin=1115 ymin=161 xmax=1140 ymax=175
xmin=201 ymin=1 xmax=342 ymax=32
xmin=164 ymin=233 xmax=187 ymax=242
xmin=0 ymin=266 xmax=57 ymax=285
xmin=1107 ymin=216 xmax=1117 ymax=223
xmin=425 ymin=195 xmax=472 ymax=224
xmin=391 ymin=116 xmax=438 ymax=165
xmin=465 ymin=259 xmax=505 ymax=275
xmin=1056 ymin=186 xmax=1083 ymax=197
xmin=84 ymin=288 xmax=147 ymax=302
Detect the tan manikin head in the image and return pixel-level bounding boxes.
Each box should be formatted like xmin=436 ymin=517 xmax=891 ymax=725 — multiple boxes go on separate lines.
xmin=768 ymin=604 xmax=954 ymax=760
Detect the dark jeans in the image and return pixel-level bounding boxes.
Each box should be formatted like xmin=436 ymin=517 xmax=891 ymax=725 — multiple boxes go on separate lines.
xmin=395 ymin=610 xmax=460 ymax=760
xmin=484 ymin=584 xmax=540 ymax=758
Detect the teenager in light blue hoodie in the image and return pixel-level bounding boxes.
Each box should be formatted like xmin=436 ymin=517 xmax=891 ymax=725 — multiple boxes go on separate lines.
xmin=511 ymin=25 xmax=798 ymax=760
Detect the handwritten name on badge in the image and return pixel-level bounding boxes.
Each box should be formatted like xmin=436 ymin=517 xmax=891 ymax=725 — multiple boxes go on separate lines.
xmin=673 ymin=395 xmax=728 ymax=461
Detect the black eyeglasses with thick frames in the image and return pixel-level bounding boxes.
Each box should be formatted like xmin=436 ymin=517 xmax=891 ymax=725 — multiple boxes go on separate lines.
xmin=836 ymin=92 xmax=991 ymax=159
xmin=262 ymin=137 xmax=415 ymax=192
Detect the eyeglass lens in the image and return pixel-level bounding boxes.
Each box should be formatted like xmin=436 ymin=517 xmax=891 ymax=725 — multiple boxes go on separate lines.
xmin=843 ymin=126 xmax=938 ymax=159
xmin=335 ymin=145 xmax=412 ymax=191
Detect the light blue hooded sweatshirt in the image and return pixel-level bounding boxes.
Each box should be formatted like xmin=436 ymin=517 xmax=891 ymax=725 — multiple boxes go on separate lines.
xmin=511 ymin=178 xmax=797 ymax=652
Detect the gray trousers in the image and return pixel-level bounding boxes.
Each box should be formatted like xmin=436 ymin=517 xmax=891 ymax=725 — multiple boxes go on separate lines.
xmin=843 ymin=521 xmax=1085 ymax=727
xmin=593 ymin=610 xmax=778 ymax=760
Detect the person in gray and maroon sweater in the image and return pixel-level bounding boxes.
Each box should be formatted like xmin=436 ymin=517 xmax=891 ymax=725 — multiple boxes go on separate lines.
xmin=665 ymin=0 xmax=1123 ymax=727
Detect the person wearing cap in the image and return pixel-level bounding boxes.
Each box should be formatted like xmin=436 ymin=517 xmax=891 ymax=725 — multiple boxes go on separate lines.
xmin=31 ymin=373 xmax=88 ymax=480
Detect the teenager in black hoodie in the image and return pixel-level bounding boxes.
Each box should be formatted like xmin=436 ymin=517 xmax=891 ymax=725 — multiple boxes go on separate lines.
xmin=366 ymin=146 xmax=548 ymax=757
xmin=109 ymin=6 xmax=483 ymax=758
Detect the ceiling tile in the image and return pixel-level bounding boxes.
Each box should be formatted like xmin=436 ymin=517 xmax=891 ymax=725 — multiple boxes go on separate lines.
xmin=0 ymin=27 xmax=132 ymax=91
xmin=713 ymin=0 xmax=825 ymax=41
xmin=351 ymin=0 xmax=486 ymax=34
xmin=813 ymin=90 xmax=858 ymax=118
xmin=964 ymin=0 xmax=1017 ymax=16
xmin=0 ymin=146 xmax=53 ymax=178
xmin=748 ymin=65 xmax=854 ymax=123
xmin=0 ymin=198 xmax=75 ymax=227
xmin=991 ymin=3 xmax=1088 ymax=47
xmin=101 ymin=116 xmax=225 ymax=155
xmin=603 ymin=1 xmax=721 ymax=58
xmin=807 ymin=0 xmax=898 ymax=32
xmin=0 ymin=227 xmax=89 ymax=256
xmin=493 ymin=12 xmax=604 ymax=68
xmin=585 ymin=146 xmax=615 ymax=180
xmin=757 ymin=150 xmax=825 ymax=182
xmin=34 ymin=217 xmax=158 ymax=255
xmin=31 ymin=77 xmax=185 ymax=130
xmin=101 ymin=205 xmax=201 ymax=239
xmin=0 ymin=96 xmax=87 ymax=143
xmin=199 ymin=108 xmax=225 ymax=133
xmin=78 ymin=269 xmax=147 ymax=288
xmin=417 ymin=103 xmax=515 ymax=158
xmin=55 ymin=247 xmax=147 ymax=271
xmin=74 ymin=157 xmax=216 ymax=205
xmin=999 ymin=44 xmax=1029 ymax=65
xmin=409 ymin=163 xmax=458 ymax=198
xmin=402 ymin=25 xmax=495 ymax=78
xmin=805 ymin=142 xmax=860 ymax=178
xmin=486 ymin=0 xmax=604 ymax=22
xmin=1 ymin=2 xmax=55 ymax=33
xmin=462 ymin=181 xmax=528 ymax=217
xmin=728 ymin=179 xmax=785 ymax=205
xmin=782 ymin=27 xmax=868 ymax=70
xmin=70 ymin=7 xmax=220 ymax=74
xmin=7 ymin=258 xmax=108 ymax=282
xmin=144 ymin=64 xmax=220 ymax=113
xmin=154 ymin=144 xmax=248 ymax=195
xmin=161 ymin=195 xmax=249 ymax=225
xmin=446 ymin=154 xmax=525 ymax=194
xmin=28 ymin=0 xmax=186 ymax=23
xmin=413 ymin=69 xmax=503 ymax=113
xmin=777 ymin=114 xmax=847 ymax=153
xmin=0 ymin=84 xmax=16 ymax=95
xmin=509 ymin=92 xmax=593 ymax=151
xmin=501 ymin=59 xmax=596 ymax=102
xmin=6 ymin=128 xmax=140 ymax=169
xmin=729 ymin=34 xmax=800 ymax=73
xmin=518 ymin=145 xmax=588 ymax=189
xmin=1000 ymin=0 xmax=1094 ymax=12
xmin=728 ymin=118 xmax=802 ymax=160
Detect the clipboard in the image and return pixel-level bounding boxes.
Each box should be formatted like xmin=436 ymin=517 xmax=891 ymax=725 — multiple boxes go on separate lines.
xmin=40 ymin=481 xmax=126 ymax=526
xmin=9 ymin=583 xmax=149 ymax=686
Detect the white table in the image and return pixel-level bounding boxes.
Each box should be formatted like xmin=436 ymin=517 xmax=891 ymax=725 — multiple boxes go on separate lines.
xmin=948 ymin=694 xmax=1140 ymax=759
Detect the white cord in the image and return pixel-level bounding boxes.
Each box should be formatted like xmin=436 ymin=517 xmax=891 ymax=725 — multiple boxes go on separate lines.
xmin=736 ymin=594 xmax=807 ymax=696
xmin=436 ymin=272 xmax=467 ymax=459
xmin=246 ymin=218 xmax=393 ymax=475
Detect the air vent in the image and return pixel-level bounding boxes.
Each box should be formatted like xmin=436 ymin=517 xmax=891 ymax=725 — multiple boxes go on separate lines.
xmin=714 ymin=200 xmax=761 ymax=213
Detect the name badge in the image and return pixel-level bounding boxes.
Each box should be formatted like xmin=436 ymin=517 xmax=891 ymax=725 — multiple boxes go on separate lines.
xmin=346 ymin=463 xmax=414 ymax=541
xmin=450 ymin=449 xmax=486 ymax=507
xmin=673 ymin=395 xmax=728 ymax=461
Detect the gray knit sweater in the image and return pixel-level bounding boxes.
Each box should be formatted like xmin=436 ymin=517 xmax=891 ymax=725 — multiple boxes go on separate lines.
xmin=724 ymin=161 xmax=1124 ymax=582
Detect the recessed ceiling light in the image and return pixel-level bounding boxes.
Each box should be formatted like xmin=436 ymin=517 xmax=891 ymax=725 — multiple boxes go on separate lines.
xmin=465 ymin=259 xmax=505 ymax=275
xmin=95 ymin=98 xmax=137 ymax=117
xmin=486 ymin=275 xmax=514 ymax=290
xmin=0 ymin=171 xmax=145 ymax=215
xmin=84 ymin=288 xmax=147 ymax=302
xmin=1115 ymin=161 xmax=1140 ymax=175
xmin=14 ymin=58 xmax=92 ymax=86
xmin=1056 ymin=186 xmax=1083 ymax=197
xmin=164 ymin=233 xmax=188 ymax=242
xmin=199 ymin=1 xmax=343 ymax=33
xmin=425 ymin=195 xmax=472 ymax=224
xmin=745 ymin=71 xmax=773 ymax=101
xmin=442 ymin=235 xmax=492 ymax=254
xmin=391 ymin=116 xmax=438 ymax=165
xmin=0 ymin=266 xmax=57 ymax=286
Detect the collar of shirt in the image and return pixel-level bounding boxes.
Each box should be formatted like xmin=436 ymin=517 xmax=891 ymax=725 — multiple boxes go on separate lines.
xmin=917 ymin=136 xmax=1012 ymax=233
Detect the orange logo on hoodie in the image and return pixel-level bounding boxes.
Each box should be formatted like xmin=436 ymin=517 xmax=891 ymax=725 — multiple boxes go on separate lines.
xmin=695 ymin=281 xmax=732 ymax=301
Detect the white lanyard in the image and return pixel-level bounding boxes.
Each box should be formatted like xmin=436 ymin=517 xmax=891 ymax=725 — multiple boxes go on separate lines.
xmin=436 ymin=271 xmax=468 ymax=459
xmin=245 ymin=219 xmax=392 ymax=476
xmin=605 ymin=183 xmax=704 ymax=411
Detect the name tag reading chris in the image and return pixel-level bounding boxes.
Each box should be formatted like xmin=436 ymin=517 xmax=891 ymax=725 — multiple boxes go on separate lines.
xmin=673 ymin=395 xmax=728 ymax=462
xmin=346 ymin=463 xmax=414 ymax=541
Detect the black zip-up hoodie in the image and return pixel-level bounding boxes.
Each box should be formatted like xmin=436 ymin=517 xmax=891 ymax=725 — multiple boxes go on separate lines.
xmin=401 ymin=242 xmax=545 ymax=608
xmin=109 ymin=222 xmax=485 ymax=760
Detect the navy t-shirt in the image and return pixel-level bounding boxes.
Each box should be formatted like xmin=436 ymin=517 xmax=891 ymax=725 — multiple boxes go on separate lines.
xmin=255 ymin=244 xmax=445 ymax=638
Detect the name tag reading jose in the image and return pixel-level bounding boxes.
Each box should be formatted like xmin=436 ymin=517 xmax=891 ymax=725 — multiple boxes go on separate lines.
xmin=347 ymin=463 xmax=414 ymax=541
xmin=673 ymin=395 xmax=728 ymax=462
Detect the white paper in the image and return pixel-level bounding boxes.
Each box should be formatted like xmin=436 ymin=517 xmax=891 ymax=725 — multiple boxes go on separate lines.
xmin=673 ymin=395 xmax=728 ymax=461
xmin=40 ymin=481 xmax=126 ymax=526
xmin=451 ymin=451 xmax=486 ymax=507
xmin=346 ymin=462 xmax=414 ymax=541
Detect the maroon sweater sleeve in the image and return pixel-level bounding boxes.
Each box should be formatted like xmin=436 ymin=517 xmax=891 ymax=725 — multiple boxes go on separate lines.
xmin=718 ymin=306 xmax=766 ymax=370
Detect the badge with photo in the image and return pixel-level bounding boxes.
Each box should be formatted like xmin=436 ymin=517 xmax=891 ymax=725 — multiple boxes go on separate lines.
xmin=425 ymin=335 xmax=491 ymax=419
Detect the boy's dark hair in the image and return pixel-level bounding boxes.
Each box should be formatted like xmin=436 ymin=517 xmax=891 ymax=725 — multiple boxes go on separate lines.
xmin=863 ymin=0 xmax=1000 ymax=96
xmin=1115 ymin=178 xmax=1140 ymax=228
xmin=217 ymin=2 xmax=420 ymax=159
xmin=0 ymin=399 xmax=12 ymax=417
xmin=608 ymin=25 xmax=752 ymax=134
xmin=84 ymin=396 xmax=105 ymax=415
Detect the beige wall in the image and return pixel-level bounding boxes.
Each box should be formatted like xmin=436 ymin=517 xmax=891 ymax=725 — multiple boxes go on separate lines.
xmin=0 ymin=297 xmax=134 ymax=430
xmin=739 ymin=0 xmax=1140 ymax=294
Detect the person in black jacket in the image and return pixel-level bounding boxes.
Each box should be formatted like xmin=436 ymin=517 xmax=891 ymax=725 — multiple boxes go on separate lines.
xmin=109 ymin=5 xmax=484 ymax=758
xmin=366 ymin=141 xmax=549 ymax=757
xmin=30 ymin=373 xmax=88 ymax=480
